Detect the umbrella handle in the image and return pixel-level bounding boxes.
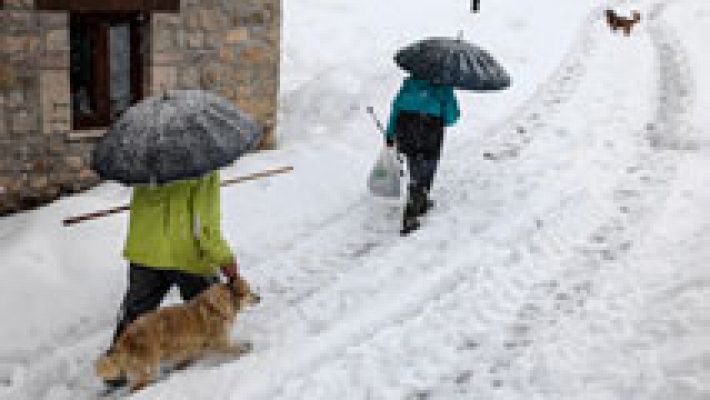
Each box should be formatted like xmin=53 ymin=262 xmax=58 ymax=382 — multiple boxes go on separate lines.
xmin=366 ymin=106 xmax=387 ymax=135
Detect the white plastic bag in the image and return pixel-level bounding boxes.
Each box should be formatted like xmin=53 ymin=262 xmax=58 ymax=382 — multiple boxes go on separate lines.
xmin=368 ymin=147 xmax=402 ymax=198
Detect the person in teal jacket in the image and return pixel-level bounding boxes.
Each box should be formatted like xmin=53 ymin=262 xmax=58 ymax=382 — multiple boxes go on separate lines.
xmin=385 ymin=77 xmax=460 ymax=235
xmin=103 ymin=170 xmax=239 ymax=389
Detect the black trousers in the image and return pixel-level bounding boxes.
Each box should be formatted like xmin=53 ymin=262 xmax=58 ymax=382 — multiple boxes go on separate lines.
xmin=395 ymin=111 xmax=444 ymax=161
xmin=111 ymin=263 xmax=217 ymax=344
xmin=407 ymin=156 xmax=440 ymax=194
xmin=395 ymin=111 xmax=445 ymax=219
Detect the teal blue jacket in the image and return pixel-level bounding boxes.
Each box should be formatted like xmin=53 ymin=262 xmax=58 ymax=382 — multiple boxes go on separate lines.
xmin=385 ymin=78 xmax=460 ymax=140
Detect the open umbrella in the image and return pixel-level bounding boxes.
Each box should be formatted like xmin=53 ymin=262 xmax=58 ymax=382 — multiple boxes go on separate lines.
xmin=395 ymin=36 xmax=511 ymax=91
xmin=91 ymin=90 xmax=263 ymax=185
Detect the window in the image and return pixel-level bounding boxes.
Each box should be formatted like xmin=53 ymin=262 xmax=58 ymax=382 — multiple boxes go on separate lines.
xmin=35 ymin=1 xmax=180 ymax=130
xmin=69 ymin=13 xmax=147 ymax=129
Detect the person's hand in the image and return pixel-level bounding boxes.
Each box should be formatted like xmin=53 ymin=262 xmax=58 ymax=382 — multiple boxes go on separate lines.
xmin=220 ymin=261 xmax=239 ymax=280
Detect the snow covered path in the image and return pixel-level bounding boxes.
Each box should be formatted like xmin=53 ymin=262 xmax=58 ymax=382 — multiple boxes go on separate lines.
xmin=1 ymin=1 xmax=708 ymax=400
xmin=135 ymin=2 xmax=706 ymax=400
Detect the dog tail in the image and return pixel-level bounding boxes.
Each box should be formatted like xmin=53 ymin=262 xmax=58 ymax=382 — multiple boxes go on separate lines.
xmin=95 ymin=351 xmax=123 ymax=381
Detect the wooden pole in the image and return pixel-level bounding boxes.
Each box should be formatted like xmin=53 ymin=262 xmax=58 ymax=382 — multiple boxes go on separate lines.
xmin=219 ymin=165 xmax=293 ymax=186
xmin=62 ymin=165 xmax=294 ymax=227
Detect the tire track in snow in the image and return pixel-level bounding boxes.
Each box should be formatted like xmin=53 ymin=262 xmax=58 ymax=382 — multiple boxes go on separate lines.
xmin=645 ymin=2 xmax=696 ymax=151
xmin=266 ymin=202 xmax=612 ymax=400
xmin=474 ymin=6 xmax=618 ymax=161
xmin=408 ymin=3 xmax=696 ymax=398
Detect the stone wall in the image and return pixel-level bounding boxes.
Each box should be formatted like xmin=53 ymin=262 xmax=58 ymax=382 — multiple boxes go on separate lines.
xmin=0 ymin=3 xmax=83 ymax=214
xmin=0 ymin=0 xmax=281 ymax=215
xmin=152 ymin=0 xmax=280 ymax=148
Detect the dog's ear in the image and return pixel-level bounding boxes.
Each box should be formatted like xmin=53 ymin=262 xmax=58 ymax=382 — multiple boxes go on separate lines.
xmin=230 ymin=276 xmax=261 ymax=305
xmin=198 ymin=285 xmax=235 ymax=321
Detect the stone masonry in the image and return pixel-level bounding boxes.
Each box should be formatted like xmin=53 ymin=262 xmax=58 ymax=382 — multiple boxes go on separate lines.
xmin=0 ymin=0 xmax=280 ymax=215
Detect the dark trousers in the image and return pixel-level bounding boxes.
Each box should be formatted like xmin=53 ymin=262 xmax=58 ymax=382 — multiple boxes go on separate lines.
xmin=395 ymin=111 xmax=445 ymax=220
xmin=404 ymin=156 xmax=440 ymax=220
xmin=407 ymin=156 xmax=440 ymax=194
xmin=395 ymin=111 xmax=444 ymax=161
xmin=111 ymin=263 xmax=217 ymax=344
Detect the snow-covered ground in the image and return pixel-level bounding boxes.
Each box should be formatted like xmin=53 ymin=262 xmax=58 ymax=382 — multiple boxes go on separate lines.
xmin=1 ymin=0 xmax=708 ymax=399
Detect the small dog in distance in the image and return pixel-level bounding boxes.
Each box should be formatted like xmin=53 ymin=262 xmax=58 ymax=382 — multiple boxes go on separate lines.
xmin=605 ymin=9 xmax=642 ymax=36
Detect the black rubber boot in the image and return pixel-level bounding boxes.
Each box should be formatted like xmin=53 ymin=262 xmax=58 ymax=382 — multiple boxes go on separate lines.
xmin=401 ymin=186 xmax=425 ymax=236
xmin=400 ymin=216 xmax=421 ymax=236
xmin=417 ymin=194 xmax=435 ymax=217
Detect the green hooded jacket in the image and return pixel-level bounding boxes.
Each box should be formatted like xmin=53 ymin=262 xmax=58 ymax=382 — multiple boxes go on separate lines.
xmin=123 ymin=171 xmax=234 ymax=276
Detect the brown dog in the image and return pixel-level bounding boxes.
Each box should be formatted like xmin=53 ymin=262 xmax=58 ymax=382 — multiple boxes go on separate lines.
xmin=605 ymin=10 xmax=641 ymax=36
xmin=95 ymin=276 xmax=260 ymax=392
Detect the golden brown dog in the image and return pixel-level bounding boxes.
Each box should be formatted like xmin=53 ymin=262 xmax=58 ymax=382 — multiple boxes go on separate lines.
xmin=95 ymin=276 xmax=260 ymax=392
xmin=605 ymin=9 xmax=641 ymax=36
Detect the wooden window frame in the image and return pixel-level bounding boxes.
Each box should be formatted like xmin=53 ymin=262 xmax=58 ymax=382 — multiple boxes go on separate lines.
xmin=37 ymin=0 xmax=180 ymax=131
xmin=70 ymin=12 xmax=147 ymax=130
xmin=36 ymin=0 xmax=179 ymax=12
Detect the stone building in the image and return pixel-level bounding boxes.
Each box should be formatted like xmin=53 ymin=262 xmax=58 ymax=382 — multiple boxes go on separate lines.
xmin=0 ymin=0 xmax=280 ymax=215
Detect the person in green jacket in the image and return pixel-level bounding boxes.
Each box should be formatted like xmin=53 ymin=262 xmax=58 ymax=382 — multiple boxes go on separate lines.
xmin=104 ymin=170 xmax=238 ymax=388
xmin=385 ymin=77 xmax=460 ymax=235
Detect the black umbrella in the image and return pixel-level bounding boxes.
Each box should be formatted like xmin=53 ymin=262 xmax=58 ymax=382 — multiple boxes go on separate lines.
xmin=91 ymin=90 xmax=263 ymax=185
xmin=395 ymin=36 xmax=511 ymax=91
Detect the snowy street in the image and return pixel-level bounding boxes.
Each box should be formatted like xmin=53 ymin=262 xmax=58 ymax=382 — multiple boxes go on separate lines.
xmin=1 ymin=1 xmax=708 ymax=399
